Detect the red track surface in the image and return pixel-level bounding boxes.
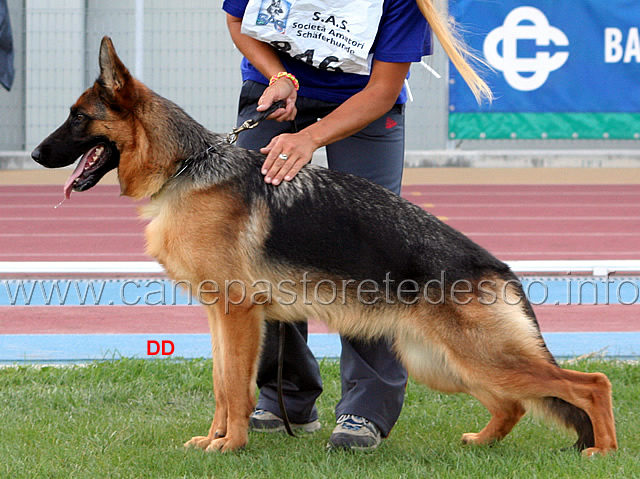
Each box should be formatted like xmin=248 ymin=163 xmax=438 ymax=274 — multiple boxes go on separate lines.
xmin=2 ymin=184 xmax=639 ymax=261
xmin=1 ymin=183 xmax=639 ymax=335
xmin=1 ymin=305 xmax=638 ymax=334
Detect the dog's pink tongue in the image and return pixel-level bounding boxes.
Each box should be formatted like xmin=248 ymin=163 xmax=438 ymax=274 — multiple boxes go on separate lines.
xmin=63 ymin=151 xmax=91 ymax=199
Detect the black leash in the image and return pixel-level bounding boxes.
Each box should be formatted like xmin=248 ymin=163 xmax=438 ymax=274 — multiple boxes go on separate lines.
xmin=229 ymin=99 xmax=297 ymax=437
xmin=171 ymin=100 xmax=297 ymax=437
xmin=277 ymin=323 xmax=296 ymax=437
xmin=166 ymin=100 xmax=288 ymax=184
xmin=227 ymin=100 xmax=286 ymax=144
xmin=229 ymin=101 xmax=298 ymax=437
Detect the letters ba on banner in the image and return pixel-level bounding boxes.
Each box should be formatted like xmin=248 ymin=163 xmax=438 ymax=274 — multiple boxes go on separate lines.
xmin=448 ymin=1 xmax=640 ymax=140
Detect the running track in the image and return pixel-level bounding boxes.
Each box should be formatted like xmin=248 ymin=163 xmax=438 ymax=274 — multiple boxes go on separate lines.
xmin=2 ymin=184 xmax=640 ymax=261
xmin=1 ymin=183 xmax=639 ymax=361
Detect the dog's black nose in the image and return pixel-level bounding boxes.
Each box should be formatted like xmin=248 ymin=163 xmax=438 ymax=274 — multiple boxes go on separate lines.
xmin=31 ymin=148 xmax=41 ymax=162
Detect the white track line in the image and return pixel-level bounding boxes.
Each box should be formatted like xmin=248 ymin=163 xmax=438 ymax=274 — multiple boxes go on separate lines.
xmin=1 ymin=260 xmax=640 ymax=276
xmin=0 ymin=233 xmax=141 ymax=238
xmin=0 ymin=261 xmax=164 ymax=274
xmin=0 ymin=217 xmax=141 ymax=221
xmin=402 ymin=191 xmax=640 ymax=197
xmin=467 ymin=232 xmax=639 ymax=237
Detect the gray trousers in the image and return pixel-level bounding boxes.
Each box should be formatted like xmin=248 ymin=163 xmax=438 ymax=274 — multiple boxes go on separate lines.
xmin=235 ymin=80 xmax=408 ymax=436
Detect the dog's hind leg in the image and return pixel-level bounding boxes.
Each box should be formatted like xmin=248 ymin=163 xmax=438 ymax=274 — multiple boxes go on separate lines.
xmin=185 ymin=302 xmax=264 ymax=452
xmin=461 ymin=395 xmax=526 ymax=446
xmin=395 ymin=333 xmax=526 ymax=446
xmin=506 ymin=363 xmax=617 ymax=456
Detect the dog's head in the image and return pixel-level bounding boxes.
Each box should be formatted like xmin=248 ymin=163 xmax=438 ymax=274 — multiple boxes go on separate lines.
xmin=31 ymin=36 xmax=140 ymax=199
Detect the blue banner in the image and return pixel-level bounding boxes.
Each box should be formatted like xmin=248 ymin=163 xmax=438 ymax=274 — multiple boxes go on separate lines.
xmin=449 ymin=0 xmax=640 ymax=139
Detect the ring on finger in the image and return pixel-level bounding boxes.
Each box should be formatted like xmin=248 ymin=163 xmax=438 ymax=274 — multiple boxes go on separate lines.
xmin=278 ymin=153 xmax=289 ymax=161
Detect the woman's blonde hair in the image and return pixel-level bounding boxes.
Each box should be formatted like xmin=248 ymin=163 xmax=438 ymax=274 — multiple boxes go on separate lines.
xmin=416 ymin=0 xmax=492 ymax=103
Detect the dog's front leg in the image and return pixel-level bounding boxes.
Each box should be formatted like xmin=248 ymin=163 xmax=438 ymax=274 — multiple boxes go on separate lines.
xmin=186 ymin=301 xmax=264 ymax=452
xmin=185 ymin=306 xmax=229 ymax=449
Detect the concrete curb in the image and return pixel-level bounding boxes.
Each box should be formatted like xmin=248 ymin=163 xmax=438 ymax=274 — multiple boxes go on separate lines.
xmin=4 ymin=149 xmax=640 ymax=170
xmin=404 ymin=150 xmax=640 ymax=168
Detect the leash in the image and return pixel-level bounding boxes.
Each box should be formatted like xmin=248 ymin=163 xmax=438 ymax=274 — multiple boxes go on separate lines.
xmin=229 ymin=98 xmax=296 ymax=437
xmin=167 ymin=100 xmax=288 ymax=183
xmin=166 ymin=100 xmax=298 ymax=438
xmin=226 ymin=100 xmax=286 ymax=144
xmin=277 ymin=323 xmax=296 ymax=437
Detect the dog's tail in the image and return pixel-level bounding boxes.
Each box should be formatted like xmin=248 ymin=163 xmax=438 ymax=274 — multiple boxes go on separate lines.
xmin=515 ymin=285 xmax=595 ymax=451
xmin=537 ymin=397 xmax=595 ymax=450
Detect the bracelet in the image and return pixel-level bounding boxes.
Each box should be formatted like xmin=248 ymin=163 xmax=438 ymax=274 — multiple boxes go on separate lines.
xmin=269 ymin=72 xmax=299 ymax=91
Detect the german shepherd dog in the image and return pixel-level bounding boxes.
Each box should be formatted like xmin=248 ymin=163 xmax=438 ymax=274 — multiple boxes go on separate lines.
xmin=32 ymin=37 xmax=617 ymax=456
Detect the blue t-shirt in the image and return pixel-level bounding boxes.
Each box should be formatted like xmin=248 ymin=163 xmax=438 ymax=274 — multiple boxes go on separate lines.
xmin=222 ymin=0 xmax=432 ymax=103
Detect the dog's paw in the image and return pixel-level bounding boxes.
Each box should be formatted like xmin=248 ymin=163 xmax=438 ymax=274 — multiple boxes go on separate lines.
xmin=184 ymin=435 xmax=215 ymax=450
xmin=582 ymin=446 xmax=615 ymax=457
xmin=204 ymin=435 xmax=248 ymax=453
xmin=461 ymin=432 xmax=496 ymax=446
xmin=184 ymin=434 xmax=247 ymax=453
xmin=461 ymin=432 xmax=480 ymax=445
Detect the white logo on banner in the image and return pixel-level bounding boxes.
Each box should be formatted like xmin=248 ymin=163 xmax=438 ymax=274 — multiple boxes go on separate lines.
xmin=484 ymin=7 xmax=569 ymax=91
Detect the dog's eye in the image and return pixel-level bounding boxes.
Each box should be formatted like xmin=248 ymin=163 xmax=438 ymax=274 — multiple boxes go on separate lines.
xmin=71 ymin=113 xmax=87 ymax=125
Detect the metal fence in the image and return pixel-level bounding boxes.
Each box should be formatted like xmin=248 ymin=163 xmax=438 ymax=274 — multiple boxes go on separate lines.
xmin=0 ymin=0 xmax=447 ymax=154
xmin=0 ymin=0 xmax=637 ymax=157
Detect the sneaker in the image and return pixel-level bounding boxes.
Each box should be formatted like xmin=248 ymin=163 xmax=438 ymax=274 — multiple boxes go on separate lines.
xmin=327 ymin=414 xmax=382 ymax=451
xmin=249 ymin=409 xmax=321 ymax=433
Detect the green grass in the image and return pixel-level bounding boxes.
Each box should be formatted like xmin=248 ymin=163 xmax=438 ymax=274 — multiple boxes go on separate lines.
xmin=1 ymin=359 xmax=639 ymax=478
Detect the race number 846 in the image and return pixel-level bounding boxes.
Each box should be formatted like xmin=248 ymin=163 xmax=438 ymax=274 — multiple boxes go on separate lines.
xmin=270 ymin=41 xmax=343 ymax=72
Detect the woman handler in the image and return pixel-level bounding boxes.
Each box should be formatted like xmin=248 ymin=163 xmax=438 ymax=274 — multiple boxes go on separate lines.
xmin=221 ymin=0 xmax=489 ymax=450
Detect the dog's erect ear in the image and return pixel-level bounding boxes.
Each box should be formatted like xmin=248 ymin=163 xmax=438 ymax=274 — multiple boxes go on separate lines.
xmin=98 ymin=36 xmax=132 ymax=99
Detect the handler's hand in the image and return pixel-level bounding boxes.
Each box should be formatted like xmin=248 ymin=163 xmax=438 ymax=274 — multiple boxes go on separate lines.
xmin=256 ymin=79 xmax=297 ymax=122
xmin=260 ymin=131 xmax=318 ymax=185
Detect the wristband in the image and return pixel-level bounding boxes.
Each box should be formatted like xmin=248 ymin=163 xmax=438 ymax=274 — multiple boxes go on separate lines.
xmin=269 ymin=72 xmax=299 ymax=91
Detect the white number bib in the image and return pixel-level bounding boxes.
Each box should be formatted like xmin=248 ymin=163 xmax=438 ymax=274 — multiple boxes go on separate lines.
xmin=241 ymin=0 xmax=384 ymax=75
